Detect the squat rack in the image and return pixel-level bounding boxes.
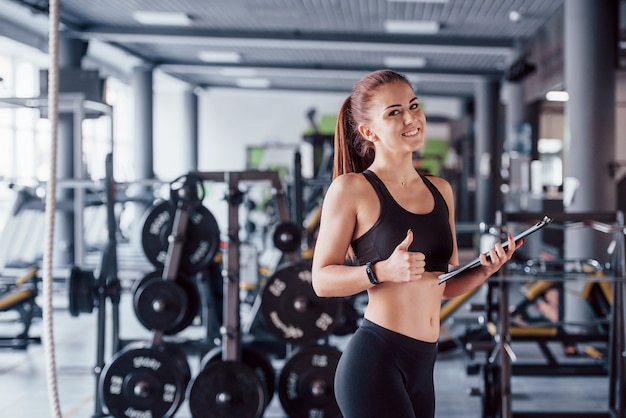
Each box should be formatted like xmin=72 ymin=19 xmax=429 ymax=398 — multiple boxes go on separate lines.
xmin=191 ymin=170 xmax=299 ymax=362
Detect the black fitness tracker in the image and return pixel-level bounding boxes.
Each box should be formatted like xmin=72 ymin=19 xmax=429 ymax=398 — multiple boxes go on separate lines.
xmin=365 ymin=261 xmax=381 ymax=285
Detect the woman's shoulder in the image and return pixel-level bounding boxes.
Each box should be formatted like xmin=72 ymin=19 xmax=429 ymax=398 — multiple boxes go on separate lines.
xmin=331 ymin=172 xmax=370 ymax=188
xmin=326 ymin=172 xmax=372 ymax=199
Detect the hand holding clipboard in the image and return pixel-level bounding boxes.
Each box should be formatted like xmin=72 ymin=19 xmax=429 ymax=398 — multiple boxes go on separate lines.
xmin=438 ymin=215 xmax=553 ymax=283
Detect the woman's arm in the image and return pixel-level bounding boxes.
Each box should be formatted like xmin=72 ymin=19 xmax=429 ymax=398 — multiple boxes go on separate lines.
xmin=311 ymin=174 xmax=376 ymax=297
xmin=312 ymin=174 xmax=429 ymax=297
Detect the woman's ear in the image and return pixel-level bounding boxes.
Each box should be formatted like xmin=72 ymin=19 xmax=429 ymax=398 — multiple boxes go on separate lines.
xmin=358 ymin=124 xmax=376 ymax=142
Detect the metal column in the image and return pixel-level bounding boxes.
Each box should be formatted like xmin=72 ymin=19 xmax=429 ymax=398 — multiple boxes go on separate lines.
xmin=182 ymin=88 xmax=199 ymax=171
xmin=53 ymin=38 xmax=87 ymax=266
xmin=131 ymin=65 xmax=155 ymax=232
xmin=564 ymin=0 xmax=618 ymax=333
xmin=474 ymin=78 xmax=501 ymax=224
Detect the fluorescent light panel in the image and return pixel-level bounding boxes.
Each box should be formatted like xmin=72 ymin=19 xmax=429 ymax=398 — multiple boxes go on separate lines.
xmin=198 ymin=51 xmax=242 ymax=63
xmin=385 ymin=20 xmax=440 ymax=34
xmin=384 ymin=56 xmax=427 ymax=68
xmin=132 ymin=11 xmax=192 ymax=26
xmin=545 ymin=91 xmax=569 ymax=102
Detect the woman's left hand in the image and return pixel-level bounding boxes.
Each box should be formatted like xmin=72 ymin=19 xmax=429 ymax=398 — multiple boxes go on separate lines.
xmin=479 ymin=233 xmax=523 ymax=276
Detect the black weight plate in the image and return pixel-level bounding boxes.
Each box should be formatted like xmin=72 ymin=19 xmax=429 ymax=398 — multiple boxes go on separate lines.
xmin=68 ymin=267 xmax=95 ymax=317
xmin=260 ymin=261 xmax=342 ymax=345
xmin=132 ymin=271 xmax=189 ymax=334
xmin=188 ymin=360 xmax=266 ymax=418
xmin=277 ymin=345 xmax=342 ymax=418
xmin=332 ymin=298 xmax=360 ymax=336
xmin=167 ymin=275 xmax=201 ymax=335
xmin=272 ymin=222 xmax=302 ymax=253
xmin=100 ymin=342 xmax=190 ymax=418
xmin=141 ymin=200 xmax=220 ymax=274
xmin=200 ymin=346 xmax=275 ymax=406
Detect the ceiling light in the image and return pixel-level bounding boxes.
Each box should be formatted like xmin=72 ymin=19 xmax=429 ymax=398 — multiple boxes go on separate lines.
xmin=198 ymin=51 xmax=242 ymax=63
xmin=132 ymin=11 xmax=192 ymax=26
xmin=545 ymin=91 xmax=569 ymax=102
xmin=508 ymin=10 xmax=523 ymax=22
xmin=384 ymin=56 xmax=427 ymax=68
xmin=236 ymin=78 xmax=271 ymax=89
xmin=385 ymin=20 xmax=440 ymax=34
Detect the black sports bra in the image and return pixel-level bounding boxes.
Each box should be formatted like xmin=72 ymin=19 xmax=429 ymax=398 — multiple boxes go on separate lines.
xmin=351 ymin=170 xmax=453 ymax=273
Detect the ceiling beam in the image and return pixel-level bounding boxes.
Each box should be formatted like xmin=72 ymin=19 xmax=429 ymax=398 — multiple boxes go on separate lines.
xmin=159 ymin=61 xmax=503 ymax=79
xmin=67 ymin=26 xmax=515 ymax=57
xmin=0 ymin=16 xmax=48 ymax=52
xmin=199 ymin=83 xmax=475 ymax=99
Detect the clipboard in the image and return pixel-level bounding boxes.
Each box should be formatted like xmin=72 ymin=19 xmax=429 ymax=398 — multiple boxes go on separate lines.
xmin=438 ymin=215 xmax=553 ymax=284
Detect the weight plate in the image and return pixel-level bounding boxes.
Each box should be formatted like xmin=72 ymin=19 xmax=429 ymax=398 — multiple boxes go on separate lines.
xmin=188 ymin=360 xmax=266 ymax=418
xmin=277 ymin=345 xmax=342 ymax=418
xmin=170 ymin=275 xmax=201 ymax=334
xmin=132 ymin=271 xmax=199 ymax=334
xmin=141 ymin=200 xmax=220 ymax=274
xmin=332 ymin=298 xmax=360 ymax=336
xmin=68 ymin=267 xmax=95 ymax=317
xmin=200 ymin=346 xmax=275 ymax=406
xmin=272 ymin=221 xmax=302 ymax=253
xmin=260 ymin=261 xmax=342 ymax=345
xmin=100 ymin=342 xmax=190 ymax=418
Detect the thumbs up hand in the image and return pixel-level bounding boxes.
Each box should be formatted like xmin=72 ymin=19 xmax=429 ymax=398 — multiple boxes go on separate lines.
xmin=376 ymin=230 xmax=426 ymax=284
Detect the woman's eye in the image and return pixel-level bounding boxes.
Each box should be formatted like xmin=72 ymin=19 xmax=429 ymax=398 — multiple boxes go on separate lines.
xmin=389 ymin=110 xmax=400 ymax=116
xmin=411 ymin=103 xmax=420 ymax=110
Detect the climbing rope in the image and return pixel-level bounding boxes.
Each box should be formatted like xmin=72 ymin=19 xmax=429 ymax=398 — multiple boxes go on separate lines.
xmin=42 ymin=0 xmax=63 ymax=416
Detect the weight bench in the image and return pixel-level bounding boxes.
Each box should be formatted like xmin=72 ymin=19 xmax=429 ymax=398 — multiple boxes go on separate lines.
xmin=0 ymin=266 xmax=41 ymax=349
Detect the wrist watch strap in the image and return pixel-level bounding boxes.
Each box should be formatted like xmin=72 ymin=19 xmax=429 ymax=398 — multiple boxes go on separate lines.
xmin=365 ymin=261 xmax=381 ymax=285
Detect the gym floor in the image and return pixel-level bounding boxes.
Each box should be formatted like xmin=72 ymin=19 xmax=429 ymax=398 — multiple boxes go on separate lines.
xmin=0 ymin=278 xmax=611 ymax=418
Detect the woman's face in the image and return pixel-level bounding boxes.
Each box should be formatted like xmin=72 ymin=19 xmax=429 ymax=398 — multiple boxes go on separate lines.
xmin=360 ymin=81 xmax=426 ymax=154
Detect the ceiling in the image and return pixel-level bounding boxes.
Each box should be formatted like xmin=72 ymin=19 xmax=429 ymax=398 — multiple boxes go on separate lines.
xmin=0 ymin=0 xmax=610 ymax=98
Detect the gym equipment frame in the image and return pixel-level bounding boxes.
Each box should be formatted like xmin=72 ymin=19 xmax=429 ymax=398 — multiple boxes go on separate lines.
xmin=481 ymin=211 xmax=625 ymax=418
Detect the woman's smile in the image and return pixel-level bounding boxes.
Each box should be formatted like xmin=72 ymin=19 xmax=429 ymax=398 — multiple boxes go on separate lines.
xmin=402 ymin=128 xmax=421 ymax=137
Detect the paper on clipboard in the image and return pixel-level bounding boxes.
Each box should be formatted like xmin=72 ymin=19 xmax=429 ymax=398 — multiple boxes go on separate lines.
xmin=438 ymin=215 xmax=553 ymax=284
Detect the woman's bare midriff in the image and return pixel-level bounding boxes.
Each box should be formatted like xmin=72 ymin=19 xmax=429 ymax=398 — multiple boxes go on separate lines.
xmin=363 ymin=271 xmax=445 ymax=343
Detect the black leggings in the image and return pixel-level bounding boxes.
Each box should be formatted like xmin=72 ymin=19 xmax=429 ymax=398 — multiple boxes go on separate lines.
xmin=334 ymin=319 xmax=438 ymax=418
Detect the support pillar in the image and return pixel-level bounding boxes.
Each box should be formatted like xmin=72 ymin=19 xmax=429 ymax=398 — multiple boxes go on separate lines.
xmin=474 ymin=78 xmax=501 ymax=223
xmin=131 ymin=65 xmax=154 ymax=230
xmin=54 ymin=37 xmax=87 ymax=266
xmin=564 ymin=0 xmax=617 ymax=327
xmin=133 ymin=65 xmax=154 ymax=182
xmin=182 ymin=88 xmax=199 ymax=171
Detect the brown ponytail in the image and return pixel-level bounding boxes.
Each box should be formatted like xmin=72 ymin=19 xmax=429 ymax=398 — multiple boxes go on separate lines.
xmin=332 ymin=69 xmax=412 ymax=179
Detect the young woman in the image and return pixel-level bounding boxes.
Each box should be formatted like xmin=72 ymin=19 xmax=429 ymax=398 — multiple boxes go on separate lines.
xmin=311 ymin=69 xmax=522 ymax=418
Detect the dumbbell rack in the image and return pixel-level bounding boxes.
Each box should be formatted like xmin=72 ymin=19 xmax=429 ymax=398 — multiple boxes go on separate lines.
xmin=94 ymin=168 xmax=345 ymax=418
